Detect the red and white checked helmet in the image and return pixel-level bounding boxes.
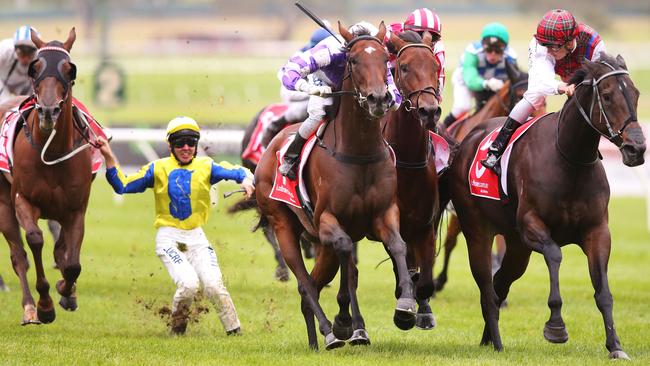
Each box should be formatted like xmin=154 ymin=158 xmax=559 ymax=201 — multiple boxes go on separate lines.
xmin=534 ymin=9 xmax=578 ymax=46
xmin=403 ymin=8 xmax=442 ymax=36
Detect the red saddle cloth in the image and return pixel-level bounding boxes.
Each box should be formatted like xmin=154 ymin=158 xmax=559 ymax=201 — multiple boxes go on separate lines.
xmin=269 ymin=132 xmax=319 ymax=208
xmin=0 ymin=96 xmax=107 ymax=174
xmin=241 ymin=103 xmax=288 ymax=165
xmin=469 ymin=113 xmax=550 ymax=200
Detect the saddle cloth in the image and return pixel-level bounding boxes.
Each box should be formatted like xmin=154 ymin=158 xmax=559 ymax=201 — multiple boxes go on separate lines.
xmin=469 ymin=113 xmax=551 ymax=200
xmin=0 ymin=97 xmax=106 ymax=174
xmin=241 ymin=103 xmax=288 ymax=165
xmin=429 ymin=130 xmax=451 ymax=174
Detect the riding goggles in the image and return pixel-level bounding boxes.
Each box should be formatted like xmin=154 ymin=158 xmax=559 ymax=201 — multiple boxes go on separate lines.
xmin=171 ymin=137 xmax=198 ymax=148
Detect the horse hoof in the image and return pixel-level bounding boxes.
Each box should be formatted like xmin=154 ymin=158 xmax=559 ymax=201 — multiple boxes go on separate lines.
xmin=21 ymin=318 xmax=42 ymax=326
xmin=37 ymin=307 xmax=56 ymax=324
xmin=324 ymin=332 xmax=345 ymax=350
xmin=349 ymin=329 xmax=371 ymax=346
xmin=415 ymin=312 xmax=436 ymax=330
xmin=274 ymin=267 xmax=290 ymax=282
xmin=543 ymin=323 xmax=568 ymax=343
xmin=59 ymin=296 xmax=78 ymax=311
xmin=609 ymin=350 xmax=631 ymax=360
xmin=21 ymin=305 xmax=42 ymax=325
xmin=393 ymin=298 xmax=416 ymax=330
xmin=332 ymin=316 xmax=353 ymax=340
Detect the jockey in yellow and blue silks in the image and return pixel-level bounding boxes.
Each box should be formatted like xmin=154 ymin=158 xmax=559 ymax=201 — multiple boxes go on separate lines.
xmin=97 ymin=116 xmax=254 ymax=336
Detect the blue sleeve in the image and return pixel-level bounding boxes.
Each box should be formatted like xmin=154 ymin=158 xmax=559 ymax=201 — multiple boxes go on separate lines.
xmin=105 ymin=163 xmax=155 ymax=194
xmin=210 ymin=163 xmax=247 ymax=185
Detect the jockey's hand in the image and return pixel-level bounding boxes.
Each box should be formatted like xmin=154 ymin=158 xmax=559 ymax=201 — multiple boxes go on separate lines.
xmin=558 ymin=83 xmax=576 ymax=97
xmin=484 ymin=78 xmax=505 ymax=92
xmin=308 ymin=85 xmax=332 ymax=97
xmin=241 ymin=177 xmax=255 ymax=198
xmin=96 ymin=137 xmax=116 ymax=168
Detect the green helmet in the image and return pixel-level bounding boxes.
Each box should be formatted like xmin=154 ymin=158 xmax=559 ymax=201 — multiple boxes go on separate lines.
xmin=481 ymin=22 xmax=509 ymax=46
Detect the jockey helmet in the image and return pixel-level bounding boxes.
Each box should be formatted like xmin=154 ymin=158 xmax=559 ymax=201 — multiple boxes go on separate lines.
xmin=403 ymin=8 xmax=442 ymax=37
xmin=348 ymin=21 xmax=379 ymax=37
xmin=13 ymin=25 xmax=38 ymax=50
xmin=166 ymin=116 xmax=201 ymax=142
xmin=534 ymin=9 xmax=578 ymax=46
xmin=481 ymin=22 xmax=509 ymax=46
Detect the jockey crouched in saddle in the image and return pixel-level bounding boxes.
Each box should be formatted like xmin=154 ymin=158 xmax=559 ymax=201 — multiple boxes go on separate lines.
xmin=481 ymin=9 xmax=606 ymax=172
xmin=442 ymin=22 xmax=517 ymax=128
xmin=96 ymin=117 xmax=255 ymax=336
xmin=261 ymin=28 xmax=331 ymax=147
xmin=277 ymin=21 xmax=402 ymax=180
xmin=387 ymin=7 xmax=446 ymax=131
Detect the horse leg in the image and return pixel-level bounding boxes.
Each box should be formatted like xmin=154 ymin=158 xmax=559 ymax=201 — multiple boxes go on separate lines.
xmin=582 ymin=224 xmax=629 ymax=360
xmin=414 ymin=228 xmax=436 ymax=330
xmin=492 ymin=234 xmax=531 ymax=308
xmin=436 ymin=213 xmax=461 ymax=292
xmin=14 ymin=194 xmax=54 ymax=323
xmin=520 ymin=212 xmax=568 ymax=344
xmin=261 ymin=222 xmax=289 ymax=282
xmin=318 ymin=212 xmax=358 ymax=348
xmin=373 ymin=205 xmax=416 ymax=330
xmin=54 ymin=213 xmax=84 ymax=311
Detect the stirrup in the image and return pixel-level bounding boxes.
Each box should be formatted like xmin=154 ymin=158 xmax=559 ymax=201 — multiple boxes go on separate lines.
xmin=279 ymin=161 xmax=297 ymax=180
xmin=480 ymin=154 xmax=501 ymax=174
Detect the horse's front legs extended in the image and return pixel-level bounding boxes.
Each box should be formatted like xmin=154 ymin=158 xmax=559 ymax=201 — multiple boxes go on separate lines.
xmin=373 ymin=204 xmax=416 ymax=330
xmin=583 ymin=224 xmax=629 ymax=360
xmin=14 ymin=193 xmax=54 ymax=323
xmin=54 ymin=212 xmax=85 ymax=311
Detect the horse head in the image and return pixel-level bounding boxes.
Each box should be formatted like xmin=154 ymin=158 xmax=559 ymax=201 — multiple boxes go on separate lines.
xmin=504 ymin=60 xmax=528 ymax=110
xmin=569 ymin=54 xmax=645 ymax=166
xmin=339 ymin=21 xmax=392 ymax=118
xmin=28 ymin=27 xmax=77 ymax=131
xmin=388 ymin=30 xmax=441 ymax=125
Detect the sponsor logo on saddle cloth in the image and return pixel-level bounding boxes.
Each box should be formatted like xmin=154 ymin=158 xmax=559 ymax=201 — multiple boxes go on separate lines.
xmin=242 ymin=103 xmax=288 ymax=165
xmin=469 ymin=113 xmax=551 ymax=200
xmin=0 ymin=97 xmax=107 ymax=174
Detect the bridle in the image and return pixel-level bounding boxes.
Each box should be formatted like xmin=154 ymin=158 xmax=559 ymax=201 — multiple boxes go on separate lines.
xmin=394 ymin=43 xmax=440 ymax=116
xmin=556 ymin=60 xmax=637 ymax=165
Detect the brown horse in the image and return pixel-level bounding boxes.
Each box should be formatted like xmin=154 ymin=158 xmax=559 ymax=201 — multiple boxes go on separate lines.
xmin=256 ymin=22 xmax=416 ymax=350
xmin=436 ymin=61 xmax=529 ymax=292
xmin=382 ymin=30 xmax=441 ymax=329
xmin=0 ymin=28 xmax=93 ymax=325
xmin=445 ymin=54 xmax=644 ymax=359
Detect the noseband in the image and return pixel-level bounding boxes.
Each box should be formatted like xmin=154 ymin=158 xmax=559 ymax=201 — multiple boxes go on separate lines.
xmin=394 ymin=43 xmax=440 ymax=115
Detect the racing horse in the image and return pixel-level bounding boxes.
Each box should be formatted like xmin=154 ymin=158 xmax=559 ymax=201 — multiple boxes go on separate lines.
xmin=435 ymin=61 xmax=529 ymax=292
xmin=445 ymin=54 xmax=644 ymax=359
xmin=255 ymin=22 xmax=416 ymax=350
xmin=382 ymin=30 xmax=442 ymax=329
xmin=0 ymin=28 xmax=93 ymax=324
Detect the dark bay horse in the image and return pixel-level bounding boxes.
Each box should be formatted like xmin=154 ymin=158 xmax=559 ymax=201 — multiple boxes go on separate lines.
xmin=382 ymin=30 xmax=441 ymax=330
xmin=256 ymin=22 xmax=416 ymax=350
xmin=445 ymin=54 xmax=644 ymax=359
xmin=0 ymin=28 xmax=93 ymax=324
xmin=436 ymin=62 xmax=529 ymax=292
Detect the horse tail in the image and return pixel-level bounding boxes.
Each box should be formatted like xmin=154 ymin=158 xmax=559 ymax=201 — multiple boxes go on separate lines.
xmin=227 ymin=196 xmax=258 ymax=215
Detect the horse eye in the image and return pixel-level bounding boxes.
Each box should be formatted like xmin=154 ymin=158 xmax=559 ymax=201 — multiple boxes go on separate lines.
xmin=603 ymin=94 xmax=611 ymax=103
xmin=400 ymin=64 xmax=409 ymax=73
xmin=349 ymin=57 xmax=357 ymax=65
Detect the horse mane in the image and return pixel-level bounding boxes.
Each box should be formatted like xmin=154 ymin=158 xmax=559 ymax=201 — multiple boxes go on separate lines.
xmin=386 ymin=30 xmax=423 ymax=54
xmin=568 ymin=53 xmax=618 ymax=85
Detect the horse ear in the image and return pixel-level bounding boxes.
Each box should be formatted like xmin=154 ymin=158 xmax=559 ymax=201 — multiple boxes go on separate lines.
xmin=62 ymin=27 xmax=76 ymax=51
xmin=388 ymin=32 xmax=406 ymax=54
xmin=422 ymin=31 xmax=432 ymax=46
xmin=68 ymin=62 xmax=77 ymax=81
xmin=338 ymin=21 xmax=353 ymax=43
xmin=376 ymin=21 xmax=386 ymax=42
xmin=30 ymin=28 xmax=44 ymax=49
xmin=505 ymin=59 xmax=521 ymax=83
xmin=616 ymin=54 xmax=628 ymax=70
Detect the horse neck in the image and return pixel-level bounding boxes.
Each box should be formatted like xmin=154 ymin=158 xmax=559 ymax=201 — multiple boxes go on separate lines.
xmin=556 ymin=92 xmax=601 ymax=164
xmin=333 ymin=93 xmax=385 ymax=156
xmin=456 ymin=94 xmax=507 ymax=142
xmin=386 ymin=108 xmax=429 ymax=159
xmin=34 ymin=95 xmax=75 ymax=153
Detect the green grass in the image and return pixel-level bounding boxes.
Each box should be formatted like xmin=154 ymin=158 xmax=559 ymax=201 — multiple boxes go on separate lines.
xmin=0 ymin=180 xmax=648 ymax=365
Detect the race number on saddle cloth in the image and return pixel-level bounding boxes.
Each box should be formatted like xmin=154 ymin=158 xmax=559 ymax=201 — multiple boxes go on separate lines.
xmin=469 ymin=113 xmax=550 ymax=200
xmin=0 ymin=96 xmax=108 ymax=173
xmin=241 ymin=103 xmax=288 ymax=165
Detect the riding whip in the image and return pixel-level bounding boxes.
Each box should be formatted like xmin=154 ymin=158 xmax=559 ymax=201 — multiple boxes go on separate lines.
xmin=294 ymin=2 xmax=343 ymax=45
xmin=223 ymin=188 xmax=246 ymax=198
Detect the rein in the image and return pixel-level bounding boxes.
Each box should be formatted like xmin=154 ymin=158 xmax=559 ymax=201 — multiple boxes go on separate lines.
xmin=556 ymin=62 xmax=634 ymax=166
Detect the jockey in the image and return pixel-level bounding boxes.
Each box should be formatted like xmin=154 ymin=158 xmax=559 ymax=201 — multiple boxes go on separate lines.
xmin=262 ymin=27 xmax=331 ymax=147
xmin=481 ymin=9 xmax=606 ymax=172
xmin=277 ymin=21 xmax=401 ymax=180
xmin=388 ymin=8 xmax=446 ymax=102
xmin=0 ymin=25 xmax=38 ymax=102
xmin=97 ymin=116 xmax=255 ymax=336
xmin=442 ymin=22 xmax=517 ymax=127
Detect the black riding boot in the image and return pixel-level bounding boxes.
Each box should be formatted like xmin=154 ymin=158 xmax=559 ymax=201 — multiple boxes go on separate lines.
xmin=442 ymin=113 xmax=457 ymax=128
xmin=279 ymin=134 xmax=307 ymax=180
xmin=261 ymin=115 xmax=288 ymax=147
xmin=480 ymin=117 xmax=522 ymax=173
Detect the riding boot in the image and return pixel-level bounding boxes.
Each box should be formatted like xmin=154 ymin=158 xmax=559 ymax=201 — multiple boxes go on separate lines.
xmin=480 ymin=117 xmax=522 ymax=173
xmin=279 ymin=134 xmax=307 ymax=180
xmin=261 ymin=115 xmax=288 ymax=147
xmin=442 ymin=113 xmax=456 ymax=128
